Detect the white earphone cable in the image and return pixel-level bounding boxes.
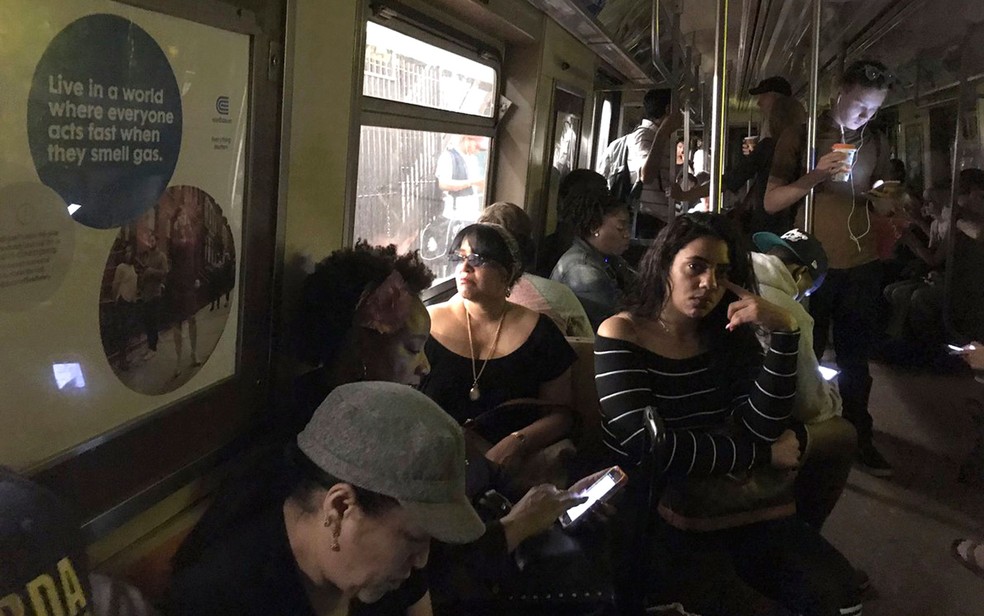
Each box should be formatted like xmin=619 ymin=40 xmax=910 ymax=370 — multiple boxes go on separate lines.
xmin=845 ymin=122 xmax=870 ymax=253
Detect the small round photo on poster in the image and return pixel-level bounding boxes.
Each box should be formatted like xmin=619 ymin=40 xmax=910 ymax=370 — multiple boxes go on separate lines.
xmin=99 ymin=186 xmax=236 ymax=395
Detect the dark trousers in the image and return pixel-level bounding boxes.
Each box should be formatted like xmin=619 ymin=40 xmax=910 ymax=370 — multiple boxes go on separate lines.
xmin=663 ymin=517 xmax=860 ymax=616
xmin=142 ymin=297 xmax=162 ymax=351
xmin=809 ymin=261 xmax=883 ymax=445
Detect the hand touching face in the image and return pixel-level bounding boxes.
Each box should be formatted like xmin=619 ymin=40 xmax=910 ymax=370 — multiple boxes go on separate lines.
xmin=721 ymin=280 xmax=797 ymax=333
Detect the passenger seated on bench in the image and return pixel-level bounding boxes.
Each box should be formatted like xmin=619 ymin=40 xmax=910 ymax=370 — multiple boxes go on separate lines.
xmin=423 ymin=223 xmax=578 ymax=486
xmin=550 ymin=189 xmax=636 ymax=331
xmin=479 ymin=202 xmax=593 ymax=338
xmin=886 ymin=169 xmax=984 ymax=350
xmin=289 ymin=241 xmax=436 ymax=437
xmin=595 ymin=213 xmax=861 ymax=616
xmin=536 ymin=169 xmax=610 ymax=277
xmin=183 ymin=243 xmax=437 ymax=616
xmin=165 ymin=383 xmax=485 ymax=616
xmin=0 ymin=466 xmax=156 ymax=616
xmin=751 ymin=229 xmax=857 ymax=529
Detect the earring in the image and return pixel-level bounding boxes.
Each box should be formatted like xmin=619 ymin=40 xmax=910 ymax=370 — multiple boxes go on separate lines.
xmin=360 ymin=361 xmax=367 ymax=381
xmin=593 ymin=232 xmax=600 ymax=237
xmin=330 ymin=529 xmax=341 ymax=552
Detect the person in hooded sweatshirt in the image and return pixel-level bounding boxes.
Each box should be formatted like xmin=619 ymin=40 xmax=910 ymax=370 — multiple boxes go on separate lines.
xmin=751 ymin=229 xmax=857 ymax=532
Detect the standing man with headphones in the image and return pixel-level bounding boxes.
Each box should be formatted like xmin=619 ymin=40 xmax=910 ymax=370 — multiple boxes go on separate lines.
xmin=763 ymin=60 xmax=895 ymax=477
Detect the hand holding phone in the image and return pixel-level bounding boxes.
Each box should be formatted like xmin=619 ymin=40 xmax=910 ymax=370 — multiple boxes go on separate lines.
xmin=559 ymin=466 xmax=627 ymax=528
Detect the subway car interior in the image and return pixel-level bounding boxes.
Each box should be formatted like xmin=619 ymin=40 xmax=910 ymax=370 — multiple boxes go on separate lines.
xmin=3 ymin=0 xmax=984 ymax=614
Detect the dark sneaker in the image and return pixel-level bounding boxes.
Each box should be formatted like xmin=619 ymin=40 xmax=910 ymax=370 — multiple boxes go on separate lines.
xmin=857 ymin=443 xmax=893 ymax=477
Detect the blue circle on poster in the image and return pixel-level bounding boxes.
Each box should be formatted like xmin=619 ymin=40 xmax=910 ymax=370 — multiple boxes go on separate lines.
xmin=27 ymin=14 xmax=182 ymax=229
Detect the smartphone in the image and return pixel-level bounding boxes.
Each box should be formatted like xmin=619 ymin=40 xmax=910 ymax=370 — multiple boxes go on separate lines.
xmin=948 ymin=343 xmax=976 ymax=355
xmin=559 ymin=466 xmax=627 ymax=528
xmin=818 ymin=366 xmax=840 ymax=381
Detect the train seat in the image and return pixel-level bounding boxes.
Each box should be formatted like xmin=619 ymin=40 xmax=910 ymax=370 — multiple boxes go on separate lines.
xmin=567 ymin=336 xmax=608 ymax=470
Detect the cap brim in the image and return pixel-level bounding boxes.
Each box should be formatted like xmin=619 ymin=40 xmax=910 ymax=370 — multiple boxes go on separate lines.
xmin=752 ymin=231 xmax=789 ymax=254
xmin=401 ymin=495 xmax=485 ymax=544
xmin=748 ymin=85 xmax=767 ymax=95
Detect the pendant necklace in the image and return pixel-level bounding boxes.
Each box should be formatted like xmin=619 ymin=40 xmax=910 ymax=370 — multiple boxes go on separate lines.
xmin=465 ymin=305 xmax=507 ymax=401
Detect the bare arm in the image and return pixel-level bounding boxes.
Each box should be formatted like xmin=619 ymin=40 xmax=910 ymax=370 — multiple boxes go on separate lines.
xmin=763 ymin=126 xmax=845 ymax=214
xmin=438 ymin=178 xmax=480 ymax=192
xmin=900 ymin=228 xmax=945 ymax=267
xmin=484 ymin=369 xmax=574 ymax=466
xmin=764 ymin=151 xmax=844 ymax=214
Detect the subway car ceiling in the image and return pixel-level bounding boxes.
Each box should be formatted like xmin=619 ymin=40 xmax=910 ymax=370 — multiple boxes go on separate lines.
xmin=541 ymin=0 xmax=984 ymax=106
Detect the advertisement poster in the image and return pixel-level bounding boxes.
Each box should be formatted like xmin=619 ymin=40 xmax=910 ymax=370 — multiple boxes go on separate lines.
xmin=0 ymin=1 xmax=250 ymax=470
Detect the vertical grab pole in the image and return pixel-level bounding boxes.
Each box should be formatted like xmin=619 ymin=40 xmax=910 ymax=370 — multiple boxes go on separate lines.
xmin=804 ymin=0 xmax=822 ymax=232
xmin=942 ymin=31 xmax=976 ymax=341
xmin=684 ymin=102 xmax=692 ymax=186
xmin=708 ymin=0 xmax=728 ymax=213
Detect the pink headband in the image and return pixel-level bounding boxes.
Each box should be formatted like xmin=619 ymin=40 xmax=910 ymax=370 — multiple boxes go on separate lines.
xmin=354 ymin=270 xmax=414 ymax=334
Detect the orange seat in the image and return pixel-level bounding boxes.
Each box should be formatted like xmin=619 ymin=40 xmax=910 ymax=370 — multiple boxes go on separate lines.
xmin=116 ymin=523 xmax=193 ymax=603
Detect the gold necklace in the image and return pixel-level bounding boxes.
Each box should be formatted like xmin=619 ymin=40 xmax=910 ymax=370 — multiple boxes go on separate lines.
xmin=465 ymin=305 xmax=507 ymax=401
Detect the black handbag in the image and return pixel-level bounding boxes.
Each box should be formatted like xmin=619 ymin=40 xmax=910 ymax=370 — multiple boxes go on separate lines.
xmin=432 ymin=494 xmax=615 ymax=616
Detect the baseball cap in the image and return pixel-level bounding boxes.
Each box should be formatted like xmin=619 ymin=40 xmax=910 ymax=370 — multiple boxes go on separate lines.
xmin=753 ymin=229 xmax=829 ymax=289
xmin=749 ymin=76 xmax=792 ymax=97
xmin=1 ymin=467 xmax=94 ymax=613
xmin=297 ymin=381 xmax=484 ymax=544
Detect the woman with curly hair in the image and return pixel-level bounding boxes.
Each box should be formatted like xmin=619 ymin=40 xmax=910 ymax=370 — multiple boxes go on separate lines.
xmin=289 ymin=241 xmax=436 ymax=432
xmin=549 ymin=181 xmax=636 ymax=330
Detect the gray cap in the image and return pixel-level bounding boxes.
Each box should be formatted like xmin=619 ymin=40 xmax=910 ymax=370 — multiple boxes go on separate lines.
xmin=297 ymin=381 xmax=484 ymax=544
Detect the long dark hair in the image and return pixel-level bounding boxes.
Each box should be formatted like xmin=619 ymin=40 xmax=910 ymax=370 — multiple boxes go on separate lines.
xmin=628 ymin=213 xmax=762 ymax=375
xmin=171 ymin=442 xmax=397 ymax=570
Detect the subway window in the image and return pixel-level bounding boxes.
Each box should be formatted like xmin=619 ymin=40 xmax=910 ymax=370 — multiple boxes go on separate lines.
xmin=356 ymin=20 xmax=498 ymax=280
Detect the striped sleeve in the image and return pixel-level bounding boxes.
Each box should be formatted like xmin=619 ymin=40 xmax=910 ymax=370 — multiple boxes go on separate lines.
xmin=594 ymin=336 xmax=769 ymax=478
xmin=734 ymin=329 xmax=801 ymax=442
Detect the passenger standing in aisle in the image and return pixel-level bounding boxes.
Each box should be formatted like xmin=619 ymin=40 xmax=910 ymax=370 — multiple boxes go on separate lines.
xmin=628 ymin=89 xmax=683 ymax=238
xmin=765 ymin=60 xmax=895 ymax=476
xmin=749 ymin=75 xmax=793 ymax=120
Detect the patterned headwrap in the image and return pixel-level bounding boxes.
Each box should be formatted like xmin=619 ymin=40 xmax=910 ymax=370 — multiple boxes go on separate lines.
xmin=478 ymin=222 xmax=524 ymax=285
xmin=353 ymin=270 xmax=413 ymax=334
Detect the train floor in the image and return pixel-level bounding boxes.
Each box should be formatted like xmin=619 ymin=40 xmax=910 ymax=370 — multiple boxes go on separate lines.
xmin=823 ymin=361 xmax=984 ymax=615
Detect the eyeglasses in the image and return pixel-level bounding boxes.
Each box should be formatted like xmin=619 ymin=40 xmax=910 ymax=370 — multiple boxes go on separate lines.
xmin=448 ymin=252 xmax=489 ymax=268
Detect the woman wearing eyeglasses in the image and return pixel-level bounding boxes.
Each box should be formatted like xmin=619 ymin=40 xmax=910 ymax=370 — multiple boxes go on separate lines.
xmin=421 ymin=223 xmax=577 ymax=483
xmin=550 ymin=191 xmax=636 ymax=331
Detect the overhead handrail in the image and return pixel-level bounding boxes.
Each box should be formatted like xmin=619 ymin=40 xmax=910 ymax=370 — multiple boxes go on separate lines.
xmin=651 ymin=0 xmax=674 ymax=85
